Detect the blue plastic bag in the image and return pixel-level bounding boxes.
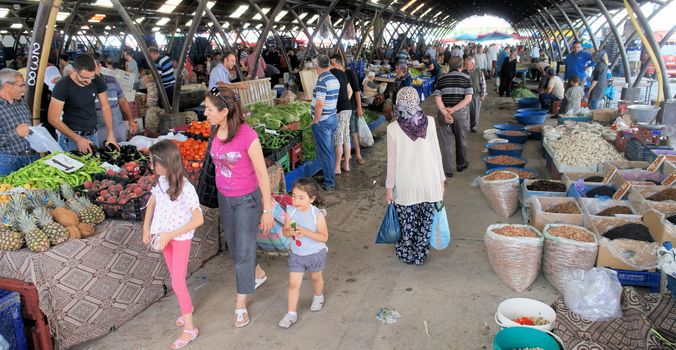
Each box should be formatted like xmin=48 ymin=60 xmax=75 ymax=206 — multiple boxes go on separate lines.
xmin=375 ymin=203 xmax=401 ymax=244
xmin=430 ymin=201 xmax=451 ymax=250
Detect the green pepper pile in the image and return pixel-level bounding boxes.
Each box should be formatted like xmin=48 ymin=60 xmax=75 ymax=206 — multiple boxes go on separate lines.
xmin=2 ymin=153 xmax=104 ymax=190
xmin=300 ymin=112 xmax=316 ymax=161
xmin=256 ymin=129 xmax=301 ymax=152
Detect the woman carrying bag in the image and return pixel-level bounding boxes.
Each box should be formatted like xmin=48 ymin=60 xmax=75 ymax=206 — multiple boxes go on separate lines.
xmin=385 ymin=87 xmax=446 ymax=265
xmin=202 ymin=87 xmax=274 ymax=328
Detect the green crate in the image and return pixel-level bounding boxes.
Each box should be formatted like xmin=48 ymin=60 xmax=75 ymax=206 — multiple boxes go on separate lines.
xmin=276 ymin=153 xmax=290 ymax=172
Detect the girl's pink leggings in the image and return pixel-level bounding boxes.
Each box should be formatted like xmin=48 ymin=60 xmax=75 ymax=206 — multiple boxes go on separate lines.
xmin=163 ymin=239 xmax=193 ymax=315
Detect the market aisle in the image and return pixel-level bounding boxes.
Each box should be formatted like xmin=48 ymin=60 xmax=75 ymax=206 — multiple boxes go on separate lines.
xmin=74 ymin=81 xmax=558 ymax=350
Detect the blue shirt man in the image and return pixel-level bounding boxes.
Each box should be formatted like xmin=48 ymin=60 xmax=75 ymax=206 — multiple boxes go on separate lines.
xmin=564 ymin=41 xmax=594 ymax=81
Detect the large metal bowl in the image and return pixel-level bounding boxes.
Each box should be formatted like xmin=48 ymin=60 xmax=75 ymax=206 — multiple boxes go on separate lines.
xmin=627 ymin=104 xmax=660 ymax=123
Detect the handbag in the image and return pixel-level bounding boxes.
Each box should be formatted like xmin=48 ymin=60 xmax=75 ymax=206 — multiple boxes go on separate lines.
xmin=196 ymin=126 xmax=219 ymax=208
xmin=429 ymin=201 xmax=451 ymax=250
xmin=256 ymin=195 xmax=292 ymax=252
xmin=375 ymin=203 xmax=401 ymax=244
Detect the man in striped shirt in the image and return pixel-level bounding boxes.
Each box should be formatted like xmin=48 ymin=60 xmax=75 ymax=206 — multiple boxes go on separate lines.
xmin=311 ymin=55 xmax=340 ymax=191
xmin=148 ymin=47 xmax=175 ymax=108
xmin=434 ymin=56 xmax=473 ymax=177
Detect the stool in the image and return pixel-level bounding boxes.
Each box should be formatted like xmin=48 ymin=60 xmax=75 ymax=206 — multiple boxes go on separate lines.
xmin=549 ymin=100 xmax=562 ymax=115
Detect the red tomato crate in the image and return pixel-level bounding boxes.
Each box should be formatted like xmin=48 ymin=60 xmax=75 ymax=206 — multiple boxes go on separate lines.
xmin=290 ymin=142 xmax=303 ymax=170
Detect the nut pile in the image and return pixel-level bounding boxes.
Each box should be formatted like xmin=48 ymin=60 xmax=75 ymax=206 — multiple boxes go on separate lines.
xmin=548 ymin=131 xmax=623 ymax=167
xmin=501 ymin=131 xmax=527 ymax=136
xmin=548 ymin=225 xmax=594 ymax=242
xmin=597 ymin=206 xmax=633 ymax=216
xmin=486 ymin=156 xmax=526 ymax=165
xmin=493 ymin=226 xmax=538 ymax=238
xmin=526 ymin=125 xmax=544 ymax=132
xmin=647 ymin=188 xmax=676 ymax=202
xmin=484 ymin=171 xmax=517 ymax=181
xmin=545 ymin=202 xmax=580 ymax=214
xmin=499 ymin=168 xmax=537 ymax=179
xmin=489 ymin=143 xmax=521 ymax=150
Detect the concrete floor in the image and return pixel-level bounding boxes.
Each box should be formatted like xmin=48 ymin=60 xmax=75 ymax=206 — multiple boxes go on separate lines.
xmin=74 ymin=80 xmax=560 ymax=350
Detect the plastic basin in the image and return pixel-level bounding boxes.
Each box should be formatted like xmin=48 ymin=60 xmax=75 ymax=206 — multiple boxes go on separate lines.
xmin=514 ymin=112 xmax=548 ymax=125
xmin=517 ymin=108 xmax=548 ymax=114
xmin=497 ymin=131 xmax=530 ymax=144
xmin=526 ymin=125 xmax=544 ymax=140
xmin=517 ymin=97 xmax=541 ymax=108
xmin=628 ymin=104 xmax=660 ymax=123
xmin=486 ymin=167 xmax=538 ymax=183
xmin=483 ymin=156 xmax=527 ymax=170
xmin=494 ymin=123 xmax=526 ymax=131
xmin=494 ymin=327 xmax=561 ymax=350
xmin=496 ymin=298 xmax=556 ymax=332
xmin=487 ymin=143 xmax=524 ymax=157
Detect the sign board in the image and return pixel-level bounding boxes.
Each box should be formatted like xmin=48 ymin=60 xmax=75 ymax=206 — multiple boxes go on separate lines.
xmin=101 ymin=67 xmax=136 ymax=99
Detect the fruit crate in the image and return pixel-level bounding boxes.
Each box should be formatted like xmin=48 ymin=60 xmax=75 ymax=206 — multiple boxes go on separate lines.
xmin=0 ymin=289 xmax=28 ymax=350
xmin=0 ymin=279 xmax=51 ymax=350
xmin=626 ymin=138 xmax=673 ymax=162
xmin=92 ymin=189 xmax=150 ymax=222
xmin=290 ymin=142 xmax=302 ymax=170
xmin=612 ymin=268 xmax=661 ymax=293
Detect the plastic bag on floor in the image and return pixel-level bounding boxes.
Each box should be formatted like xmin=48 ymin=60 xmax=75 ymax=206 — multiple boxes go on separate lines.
xmin=484 ymin=224 xmax=544 ymax=292
xmin=542 ymin=224 xmax=599 ymax=293
xmin=358 ymin=117 xmax=374 ymax=147
xmin=480 ymin=172 xmax=520 ymax=218
xmin=376 ymin=203 xmax=401 ymax=244
xmin=26 ymin=125 xmax=63 ymax=153
xmin=564 ymin=267 xmax=623 ymax=321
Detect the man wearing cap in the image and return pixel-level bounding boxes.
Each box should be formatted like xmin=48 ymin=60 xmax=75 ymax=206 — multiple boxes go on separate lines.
xmin=539 ymin=68 xmax=564 ymax=109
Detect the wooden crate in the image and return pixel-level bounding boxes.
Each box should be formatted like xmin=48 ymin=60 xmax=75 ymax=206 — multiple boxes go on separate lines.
xmin=229 ymin=78 xmax=276 ymax=107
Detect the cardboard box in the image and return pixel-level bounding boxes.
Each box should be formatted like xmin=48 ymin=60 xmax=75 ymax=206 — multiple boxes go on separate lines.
xmin=529 ymin=197 xmax=584 ymax=232
xmin=628 ymin=185 xmax=676 ymax=214
xmin=592 ymin=109 xmax=619 ymax=123
xmin=579 ymin=197 xmax=641 ymax=229
xmin=591 ymin=216 xmax=658 ymax=271
xmin=643 ymin=209 xmax=676 ymax=244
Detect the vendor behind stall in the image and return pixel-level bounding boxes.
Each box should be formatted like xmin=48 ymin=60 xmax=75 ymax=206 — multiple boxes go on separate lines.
xmin=94 ymin=60 xmax=137 ymax=145
xmin=422 ymin=54 xmax=442 ymax=80
xmin=48 ymin=54 xmax=117 ymax=153
xmin=0 ymin=68 xmax=39 ymax=176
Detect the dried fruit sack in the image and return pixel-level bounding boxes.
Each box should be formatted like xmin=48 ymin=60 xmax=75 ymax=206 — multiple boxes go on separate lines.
xmin=485 ymin=224 xmax=544 ymax=292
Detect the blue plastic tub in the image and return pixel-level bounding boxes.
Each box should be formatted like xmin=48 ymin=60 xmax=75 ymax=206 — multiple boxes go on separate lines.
xmin=483 ymin=156 xmax=527 ymax=170
xmin=517 ymin=97 xmax=541 ymax=109
xmin=515 ymin=113 xmax=548 ymax=125
xmin=494 ymin=327 xmax=561 ymax=350
xmin=497 ymin=130 xmax=530 ymax=144
xmin=494 ymin=123 xmax=526 ymax=131
xmin=557 ymin=116 xmax=593 ymax=125
xmin=487 ymin=143 xmax=524 ymax=157
xmin=516 ymin=108 xmax=548 ymax=114
xmin=486 ymin=167 xmax=539 ymax=183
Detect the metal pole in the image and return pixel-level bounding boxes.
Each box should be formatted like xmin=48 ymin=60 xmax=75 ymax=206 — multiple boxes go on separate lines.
xmin=58 ymin=0 xmax=81 ymax=56
xmin=287 ymin=7 xmax=315 ymax=53
xmin=171 ymin=0 xmax=208 ymax=113
xmin=111 ymin=0 xmax=171 ymax=112
xmin=251 ymin=0 xmax=288 ymax=79
xmin=305 ymin=0 xmax=340 ymax=55
xmin=537 ymin=13 xmax=564 ymax=58
xmin=31 ymin=0 xmax=61 ymax=123
xmin=593 ymin=0 xmax=631 ymax=85
xmin=204 ymin=7 xmax=244 ymax=81
xmin=599 ymin=13 xmax=629 ymax=49
xmin=633 ymin=23 xmax=675 ymax=87
xmin=553 ymin=2 xmax=580 ymax=42
xmin=566 ymin=0 xmax=598 ymax=51
xmin=530 ymin=19 xmax=555 ymax=64
xmin=394 ymin=23 xmax=416 ymax=60
xmin=534 ymin=16 xmax=560 ymax=61
xmin=25 ymin=0 xmax=55 ymax=112
xmin=626 ymin=0 xmax=671 ymax=99
xmin=247 ymin=0 xmax=292 ymax=76
xmin=542 ymin=9 xmax=571 ymax=54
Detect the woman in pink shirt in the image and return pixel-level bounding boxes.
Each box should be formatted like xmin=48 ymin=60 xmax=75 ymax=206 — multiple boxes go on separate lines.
xmin=204 ymin=87 xmax=274 ymax=327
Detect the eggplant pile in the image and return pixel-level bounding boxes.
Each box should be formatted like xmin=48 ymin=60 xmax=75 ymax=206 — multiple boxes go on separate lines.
xmin=71 ymin=144 xmax=148 ymax=167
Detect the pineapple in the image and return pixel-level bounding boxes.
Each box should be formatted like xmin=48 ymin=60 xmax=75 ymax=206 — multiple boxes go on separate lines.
xmin=0 ymin=205 xmax=23 ymax=251
xmin=16 ymin=212 xmax=50 ymax=253
xmin=49 ymin=193 xmax=79 ymax=227
xmin=60 ymin=184 xmax=76 ymax=204
xmin=33 ymin=207 xmax=68 ymax=246
xmin=26 ymin=191 xmax=46 ymax=211
xmin=67 ymin=199 xmax=90 ymax=225
xmin=76 ymin=197 xmax=105 ymax=225
xmin=7 ymin=195 xmax=26 ymax=231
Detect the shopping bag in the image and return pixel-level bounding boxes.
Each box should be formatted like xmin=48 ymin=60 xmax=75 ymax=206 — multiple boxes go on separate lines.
xmin=429 ymin=201 xmax=451 ymax=250
xmin=26 ymin=125 xmax=63 ymax=153
xmin=375 ymin=203 xmax=401 ymax=244
xmin=196 ymin=126 xmax=219 ymax=208
xmin=357 ymin=117 xmax=374 ymax=147
xmin=256 ymin=195 xmax=292 ymax=252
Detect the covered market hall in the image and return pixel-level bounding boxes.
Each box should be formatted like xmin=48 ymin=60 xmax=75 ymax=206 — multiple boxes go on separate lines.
xmin=0 ymin=0 xmax=675 ymax=349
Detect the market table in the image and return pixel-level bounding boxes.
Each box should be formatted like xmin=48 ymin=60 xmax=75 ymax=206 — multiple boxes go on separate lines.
xmin=0 ymin=208 xmax=220 ymax=349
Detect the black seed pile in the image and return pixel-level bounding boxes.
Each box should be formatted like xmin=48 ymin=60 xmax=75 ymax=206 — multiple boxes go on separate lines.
xmin=527 ymin=180 xmax=566 ymax=192
xmin=586 ymin=186 xmax=616 ymax=198
xmin=668 ymin=215 xmax=676 ymax=225
xmin=604 ymin=223 xmax=654 ymax=242
xmin=585 ymin=176 xmax=605 ymax=182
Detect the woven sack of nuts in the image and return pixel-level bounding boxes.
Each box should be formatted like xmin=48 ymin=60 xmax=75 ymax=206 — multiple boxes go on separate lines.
xmin=542 ymin=224 xmax=598 ymax=293
xmin=484 ymin=224 xmax=544 ymax=292
xmin=480 ymin=171 xmax=520 ymax=218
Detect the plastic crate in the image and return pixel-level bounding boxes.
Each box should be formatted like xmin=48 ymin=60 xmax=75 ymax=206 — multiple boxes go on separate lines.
xmin=0 ymin=290 xmax=28 ymax=350
xmin=290 ymin=142 xmax=302 ymax=170
xmin=367 ymin=115 xmax=386 ymax=131
xmin=284 ymin=164 xmax=306 ymax=193
xmin=303 ymin=159 xmax=322 ymax=177
xmin=276 ymin=153 xmax=290 ymax=173
xmin=612 ymin=269 xmax=661 ymax=293
xmin=92 ymin=189 xmax=150 ymax=221
xmin=626 ymin=138 xmax=673 ymax=162
xmin=557 ymin=116 xmax=592 ymax=125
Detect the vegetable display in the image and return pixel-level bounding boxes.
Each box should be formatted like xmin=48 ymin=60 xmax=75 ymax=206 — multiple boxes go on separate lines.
xmin=300 ymin=111 xmax=316 ymax=161
xmin=512 ymin=86 xmax=536 ymax=98
xmin=248 ymin=101 xmax=311 ymax=130
xmin=255 ymin=129 xmax=300 ymax=152
xmin=2 ymin=153 xmax=103 ymax=190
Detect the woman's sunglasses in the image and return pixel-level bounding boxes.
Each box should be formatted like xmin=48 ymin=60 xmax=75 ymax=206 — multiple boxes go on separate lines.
xmin=209 ymin=87 xmax=241 ymax=109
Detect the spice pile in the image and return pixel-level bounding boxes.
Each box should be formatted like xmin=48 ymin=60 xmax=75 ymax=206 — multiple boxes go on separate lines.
xmin=526 ymin=125 xmax=544 ymax=132
xmin=484 ymin=171 xmax=517 ymax=181
xmin=597 ymin=206 xmax=633 ymax=216
xmin=545 ymin=202 xmax=580 ymax=214
xmin=585 ymin=176 xmax=604 ymax=182
xmin=604 ymin=223 xmax=653 ymax=242
xmin=548 ymin=131 xmax=623 ymax=167
xmin=647 ymin=188 xmax=676 ymax=202
xmin=527 ymin=180 xmax=566 ymax=192
xmin=486 ymin=156 xmax=526 ymax=166
xmin=586 ymin=186 xmax=616 ymax=198
xmin=499 ymin=168 xmax=537 ymax=179
xmin=493 ymin=226 xmax=538 ymax=238
xmin=669 ymin=215 xmax=676 ymax=225
xmin=489 ymin=143 xmax=522 ymax=151
xmin=548 ymin=225 xmax=594 ymax=242
xmin=501 ymin=131 xmax=527 ymax=136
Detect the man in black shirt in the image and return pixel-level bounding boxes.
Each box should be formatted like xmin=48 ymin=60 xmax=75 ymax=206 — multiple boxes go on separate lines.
xmin=329 ymin=55 xmax=353 ymax=174
xmin=48 ymin=54 xmax=116 ymax=153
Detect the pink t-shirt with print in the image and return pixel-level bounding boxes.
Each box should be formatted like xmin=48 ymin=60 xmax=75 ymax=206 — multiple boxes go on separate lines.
xmin=211 ymin=123 xmax=259 ymax=197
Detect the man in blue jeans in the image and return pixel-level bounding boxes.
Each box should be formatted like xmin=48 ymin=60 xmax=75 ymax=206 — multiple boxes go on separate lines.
xmin=310 ymin=55 xmax=340 ymax=191
xmin=0 ymin=69 xmax=39 ymax=175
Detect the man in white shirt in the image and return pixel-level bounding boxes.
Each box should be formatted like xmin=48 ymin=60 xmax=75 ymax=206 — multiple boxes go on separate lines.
xmin=539 ymin=68 xmax=564 ymax=109
xmin=530 ymin=46 xmax=540 ymax=60
xmin=208 ymin=52 xmax=247 ymax=90
xmin=486 ymin=44 xmax=499 ymax=77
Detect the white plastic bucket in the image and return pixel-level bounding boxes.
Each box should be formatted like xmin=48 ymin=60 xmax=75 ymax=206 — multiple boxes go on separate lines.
xmin=496 ymin=298 xmax=556 ymax=331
